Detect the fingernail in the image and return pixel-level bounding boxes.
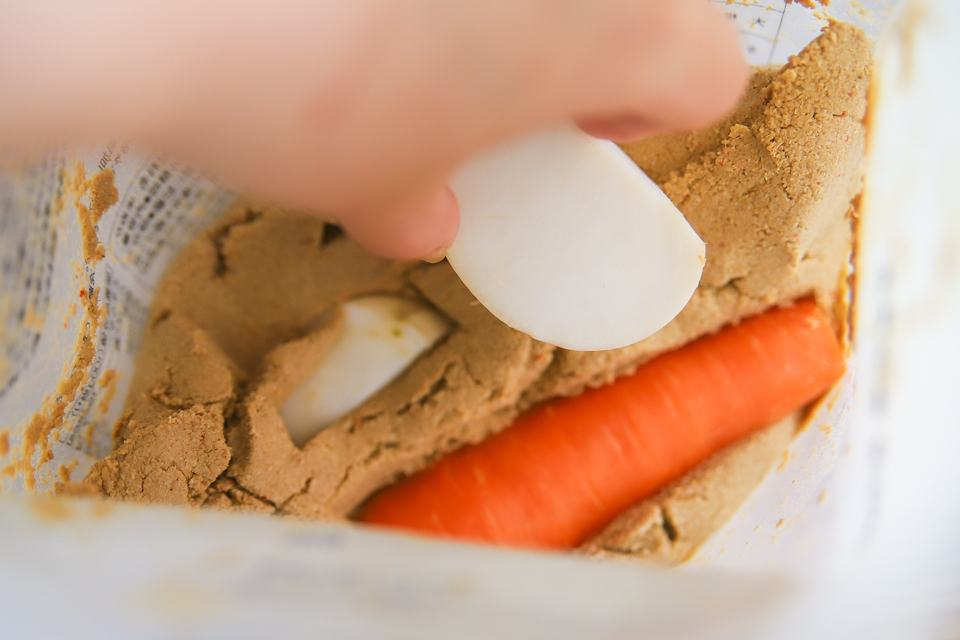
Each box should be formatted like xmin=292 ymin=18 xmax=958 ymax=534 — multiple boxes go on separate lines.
xmin=422 ymin=247 xmax=447 ymax=263
xmin=576 ymin=115 xmax=663 ymax=143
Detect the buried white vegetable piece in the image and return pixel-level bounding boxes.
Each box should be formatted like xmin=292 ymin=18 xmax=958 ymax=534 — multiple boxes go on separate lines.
xmin=280 ymin=296 xmax=450 ymax=447
xmin=447 ymin=127 xmax=705 ymax=351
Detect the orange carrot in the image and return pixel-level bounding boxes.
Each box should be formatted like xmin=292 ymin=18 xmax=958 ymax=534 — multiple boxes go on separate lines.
xmin=361 ymin=299 xmax=845 ymax=549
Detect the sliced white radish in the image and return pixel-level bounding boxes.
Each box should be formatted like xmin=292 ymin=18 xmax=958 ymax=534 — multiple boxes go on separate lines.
xmin=447 ymin=127 xmax=705 ymax=351
xmin=280 ymin=296 xmax=450 ymax=446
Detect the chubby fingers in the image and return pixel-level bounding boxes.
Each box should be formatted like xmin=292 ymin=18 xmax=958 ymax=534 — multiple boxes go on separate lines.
xmin=340 ymin=0 xmax=747 ymax=257
xmin=571 ymin=1 xmax=748 ymax=141
xmin=339 ymin=185 xmax=459 ymax=261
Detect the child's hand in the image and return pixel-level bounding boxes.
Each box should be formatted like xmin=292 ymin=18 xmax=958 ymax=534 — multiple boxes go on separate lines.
xmin=0 ymin=0 xmax=746 ymax=259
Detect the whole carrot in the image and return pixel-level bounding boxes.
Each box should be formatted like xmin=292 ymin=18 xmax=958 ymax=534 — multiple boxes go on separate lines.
xmin=360 ymin=299 xmax=846 ymax=549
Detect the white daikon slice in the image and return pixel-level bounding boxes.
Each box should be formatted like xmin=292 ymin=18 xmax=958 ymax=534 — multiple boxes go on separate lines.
xmin=280 ymin=296 xmax=450 ymax=446
xmin=447 ymin=127 xmax=705 ymax=351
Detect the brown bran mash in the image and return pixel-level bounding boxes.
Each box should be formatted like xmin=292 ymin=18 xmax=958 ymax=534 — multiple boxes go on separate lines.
xmin=81 ymin=22 xmax=872 ymax=564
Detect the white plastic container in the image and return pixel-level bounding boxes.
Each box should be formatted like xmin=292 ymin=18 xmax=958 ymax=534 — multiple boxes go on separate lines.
xmin=6 ymin=1 xmax=956 ymax=637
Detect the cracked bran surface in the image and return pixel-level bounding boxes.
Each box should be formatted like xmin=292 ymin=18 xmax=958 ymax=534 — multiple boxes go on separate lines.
xmin=82 ymin=23 xmax=871 ymax=564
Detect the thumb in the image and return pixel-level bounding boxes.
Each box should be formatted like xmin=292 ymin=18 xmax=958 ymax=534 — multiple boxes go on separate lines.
xmin=338 ymin=184 xmax=459 ymax=260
